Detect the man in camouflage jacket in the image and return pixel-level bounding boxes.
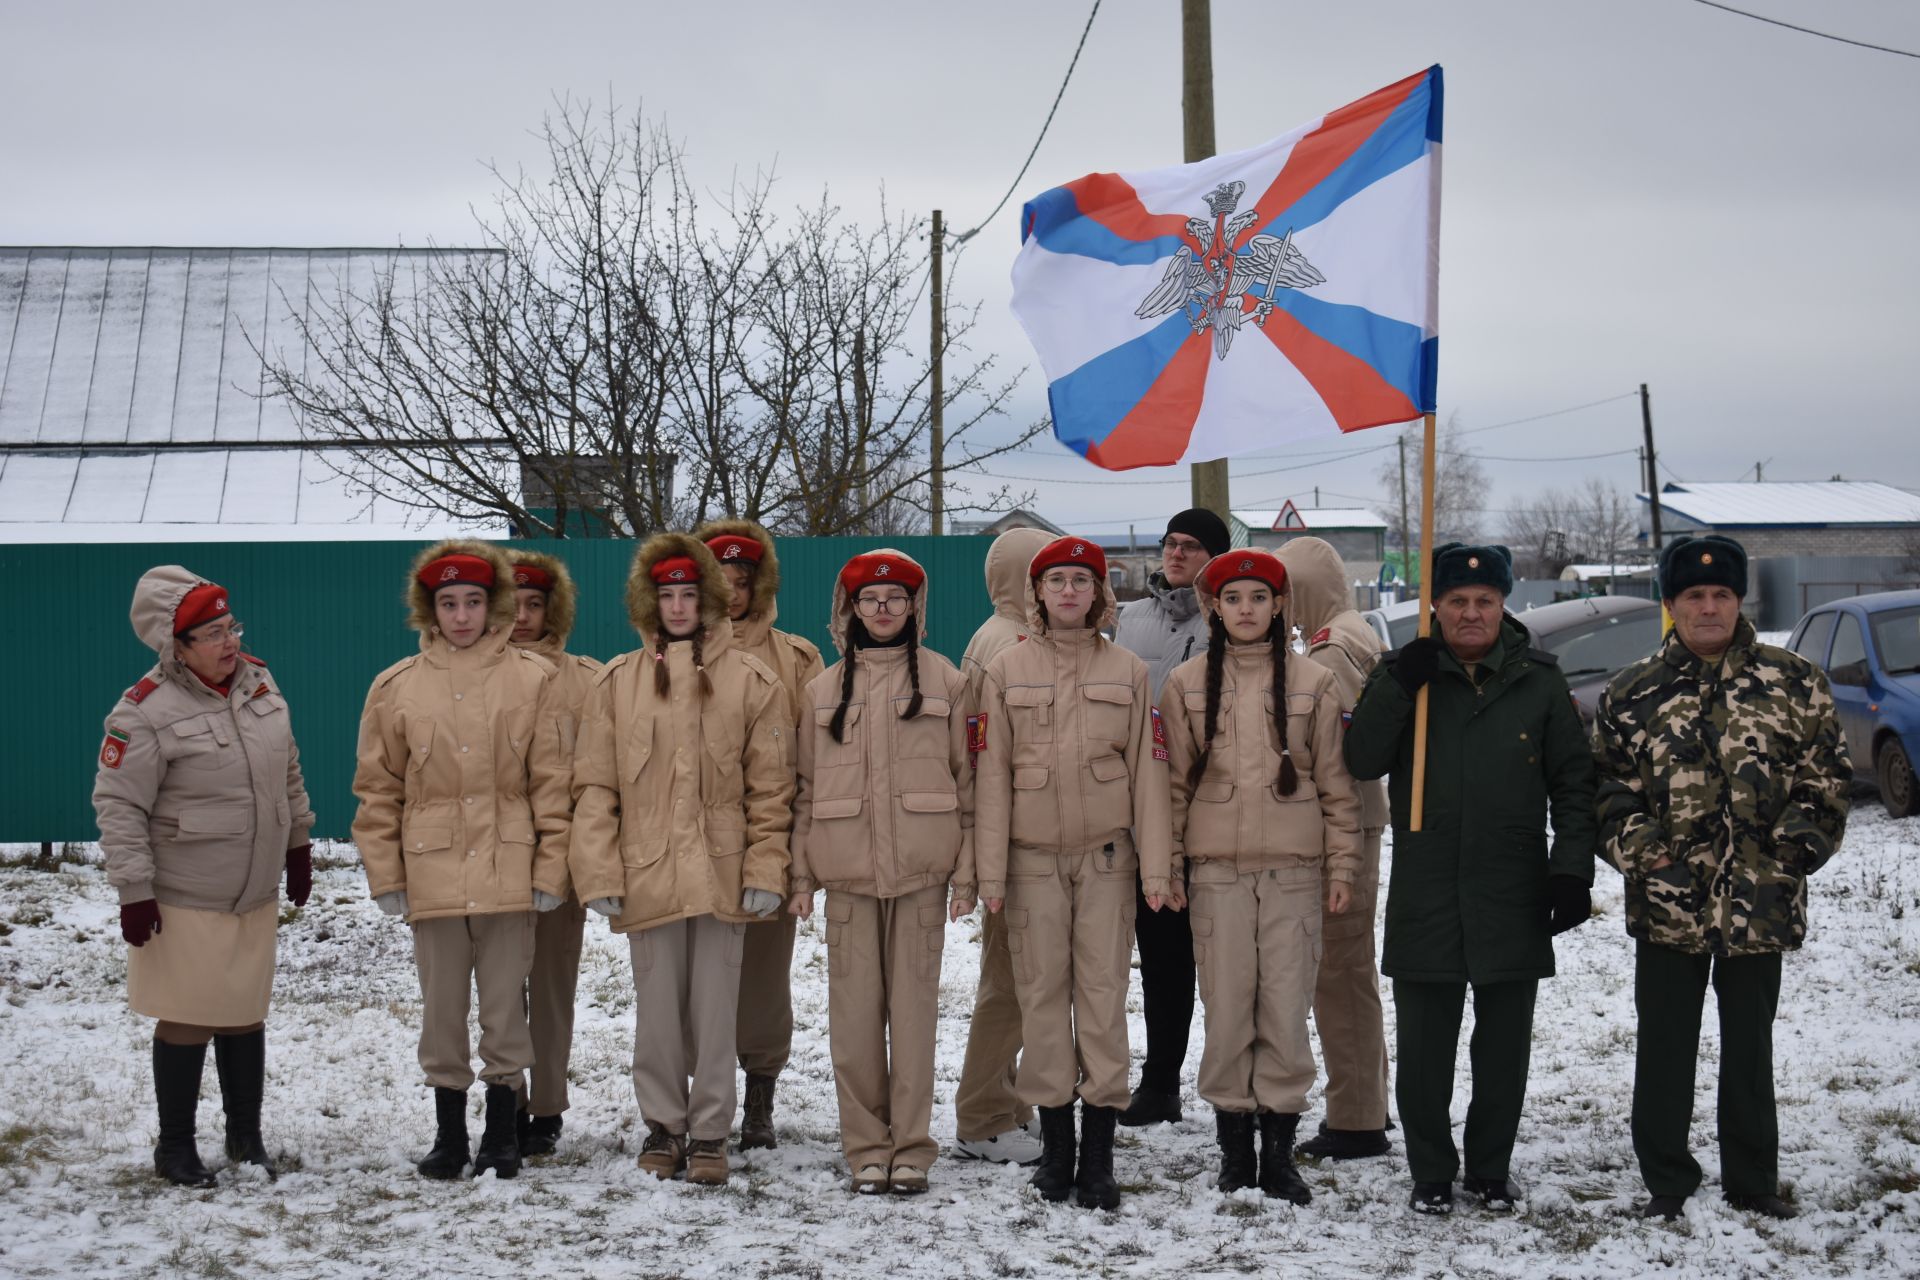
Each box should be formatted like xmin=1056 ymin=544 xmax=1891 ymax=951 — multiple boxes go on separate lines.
xmin=1592 ymin=534 xmax=1850 ymax=1222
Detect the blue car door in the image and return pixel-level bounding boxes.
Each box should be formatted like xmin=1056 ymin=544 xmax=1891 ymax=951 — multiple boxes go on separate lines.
xmin=1826 ymin=610 xmax=1876 ymax=771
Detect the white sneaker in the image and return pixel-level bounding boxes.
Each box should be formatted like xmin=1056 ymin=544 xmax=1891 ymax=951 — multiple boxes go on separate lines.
xmin=955 ymin=1124 xmax=1044 ymax=1165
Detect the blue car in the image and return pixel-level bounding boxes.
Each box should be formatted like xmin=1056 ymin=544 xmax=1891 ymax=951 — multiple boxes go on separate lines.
xmin=1786 ymin=590 xmax=1920 ymax=817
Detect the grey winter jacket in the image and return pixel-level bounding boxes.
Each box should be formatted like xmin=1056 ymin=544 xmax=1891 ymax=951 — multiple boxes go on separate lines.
xmin=1114 ymin=572 xmax=1210 ymax=701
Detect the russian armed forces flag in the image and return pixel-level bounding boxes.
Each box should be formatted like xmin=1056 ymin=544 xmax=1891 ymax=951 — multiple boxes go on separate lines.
xmin=1011 ymin=66 xmax=1442 ymax=470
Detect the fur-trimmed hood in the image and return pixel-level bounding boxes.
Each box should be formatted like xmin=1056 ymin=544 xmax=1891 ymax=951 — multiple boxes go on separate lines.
xmin=691 ymin=518 xmax=782 ymax=625
xmin=827 ymin=547 xmax=931 ymax=654
xmin=1025 ymin=545 xmax=1119 ymax=635
xmin=507 ymin=549 xmax=580 ymax=644
xmin=626 ymin=532 xmax=733 ymax=646
xmin=130 ymin=564 xmax=218 ymax=655
xmin=406 ymin=539 xmax=518 ymax=643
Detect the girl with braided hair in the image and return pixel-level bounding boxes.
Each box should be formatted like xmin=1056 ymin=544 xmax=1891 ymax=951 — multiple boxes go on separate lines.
xmin=1160 ymin=550 xmax=1364 ymax=1205
xmin=787 ymin=549 xmax=975 ymax=1195
xmin=567 ymin=533 xmax=795 ymax=1189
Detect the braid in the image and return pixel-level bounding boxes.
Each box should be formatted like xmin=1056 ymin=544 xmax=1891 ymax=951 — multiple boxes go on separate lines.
xmin=652 ymin=642 xmax=670 ymax=695
xmin=829 ymin=645 xmax=858 ymax=743
xmin=900 ymin=626 xmax=925 ymax=720
xmin=691 ymin=626 xmax=713 ymax=697
xmin=1272 ymin=618 xmax=1298 ymax=796
xmin=1186 ymin=614 xmax=1229 ymax=791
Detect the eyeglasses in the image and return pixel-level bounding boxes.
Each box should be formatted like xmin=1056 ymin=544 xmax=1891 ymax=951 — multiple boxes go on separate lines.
xmin=854 ymin=595 xmax=912 ymax=618
xmin=1039 ymin=572 xmax=1098 ymax=595
xmin=1161 ymin=536 xmax=1207 ymax=554
xmin=186 ymin=622 xmax=243 ymax=647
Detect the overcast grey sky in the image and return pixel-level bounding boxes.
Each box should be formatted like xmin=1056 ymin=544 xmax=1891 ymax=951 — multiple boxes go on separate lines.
xmin=4 ymin=0 xmax=1915 ymax=537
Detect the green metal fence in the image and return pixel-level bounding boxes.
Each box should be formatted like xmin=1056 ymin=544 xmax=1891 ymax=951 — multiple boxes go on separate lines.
xmin=1 ymin=536 xmax=994 ymax=842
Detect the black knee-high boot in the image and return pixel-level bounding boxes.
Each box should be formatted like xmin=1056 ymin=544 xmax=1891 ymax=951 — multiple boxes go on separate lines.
xmin=213 ymin=1029 xmax=274 ymax=1175
xmin=152 ymin=1039 xmax=216 ymax=1188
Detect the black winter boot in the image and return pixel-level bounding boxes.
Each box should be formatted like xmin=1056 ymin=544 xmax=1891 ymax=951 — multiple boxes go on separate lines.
xmin=417 ymin=1087 xmax=470 ymax=1180
xmin=1257 ymin=1112 xmax=1312 ymax=1205
xmin=517 ymin=1107 xmax=562 ymax=1158
xmin=152 ymin=1039 xmax=216 ymax=1188
xmin=1074 ymin=1103 xmax=1120 ymax=1211
xmin=1214 ymin=1109 xmax=1257 ymax=1193
xmin=472 ymin=1083 xmax=521 ymax=1179
xmin=213 ymin=1029 xmax=274 ymax=1176
xmin=739 ymin=1073 xmax=778 ymax=1151
xmin=1296 ymin=1120 xmax=1390 ymax=1160
xmin=1029 ymin=1105 xmax=1077 ymax=1202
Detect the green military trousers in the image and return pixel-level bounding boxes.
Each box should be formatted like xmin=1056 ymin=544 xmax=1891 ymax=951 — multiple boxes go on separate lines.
xmin=1392 ymin=978 xmax=1538 ymax=1184
xmin=1632 ymin=938 xmax=1782 ymax=1199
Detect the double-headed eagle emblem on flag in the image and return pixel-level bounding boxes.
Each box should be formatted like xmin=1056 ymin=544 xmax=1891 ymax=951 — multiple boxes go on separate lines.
xmin=1134 ymin=180 xmax=1325 ymax=360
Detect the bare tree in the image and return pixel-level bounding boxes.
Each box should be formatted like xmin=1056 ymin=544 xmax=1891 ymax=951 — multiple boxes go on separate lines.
xmin=1505 ymin=478 xmax=1638 ymax=579
xmin=258 ymin=100 xmax=1043 ymax=537
xmin=1375 ymin=412 xmax=1491 ymax=574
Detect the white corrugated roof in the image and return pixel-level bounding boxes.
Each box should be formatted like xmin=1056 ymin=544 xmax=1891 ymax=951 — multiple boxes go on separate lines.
xmin=1234 ymin=507 xmax=1389 ymax=531
xmin=1646 ymin=481 xmax=1920 ymax=528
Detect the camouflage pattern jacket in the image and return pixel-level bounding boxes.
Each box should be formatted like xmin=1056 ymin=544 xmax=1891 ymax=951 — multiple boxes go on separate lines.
xmin=1592 ymin=617 xmax=1851 ymax=956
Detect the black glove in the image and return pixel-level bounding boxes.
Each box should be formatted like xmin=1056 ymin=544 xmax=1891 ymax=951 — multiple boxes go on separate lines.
xmin=1390 ymin=636 xmax=1446 ymax=696
xmin=1547 ymin=875 xmax=1591 ymax=936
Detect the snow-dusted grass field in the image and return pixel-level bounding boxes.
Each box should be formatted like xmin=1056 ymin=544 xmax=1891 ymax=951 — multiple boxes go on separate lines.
xmin=2 ymin=806 xmax=1917 ymax=1279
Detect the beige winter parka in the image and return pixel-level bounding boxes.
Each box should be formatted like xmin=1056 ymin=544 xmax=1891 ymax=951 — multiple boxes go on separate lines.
xmin=1276 ymin=537 xmax=1391 ymax=830
xmin=790 ymin=550 xmax=976 ymax=901
xmin=509 ymin=551 xmax=604 ymax=898
xmin=92 ymin=565 xmax=315 ymax=912
xmin=352 ymin=540 xmax=573 ymax=922
xmin=959 ymin=527 xmax=1053 ymax=707
xmin=567 ymin=534 xmax=795 ymax=933
xmin=1161 ymin=605 xmax=1363 ymax=883
xmin=973 ymin=567 xmax=1174 ymax=903
xmin=692 ymin=519 xmax=825 ymax=729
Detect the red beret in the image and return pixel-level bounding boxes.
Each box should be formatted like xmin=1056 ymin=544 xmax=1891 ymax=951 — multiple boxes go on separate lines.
xmin=705 ymin=534 xmax=764 ymax=567
xmin=174 ymin=582 xmax=231 ymax=636
xmin=1029 ymin=536 xmax=1108 ymax=581
xmin=511 ymin=563 xmax=554 ymax=591
xmin=1201 ymin=550 xmax=1288 ymax=598
xmin=839 ymin=551 xmax=925 ymax=596
xmin=418 ymin=554 xmax=495 ymax=592
xmin=650 ymin=555 xmax=701 ymax=585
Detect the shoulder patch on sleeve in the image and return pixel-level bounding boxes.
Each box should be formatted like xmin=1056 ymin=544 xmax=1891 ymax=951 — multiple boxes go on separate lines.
xmin=1310 ymin=626 xmax=1332 ymax=647
xmin=99 ymin=727 xmax=132 ymax=769
xmin=966 ymin=712 xmax=988 ymax=765
xmin=242 ymin=653 xmax=266 ymax=667
xmin=1150 ymin=706 xmax=1169 ymax=762
xmin=124 ymin=677 xmax=160 ymax=704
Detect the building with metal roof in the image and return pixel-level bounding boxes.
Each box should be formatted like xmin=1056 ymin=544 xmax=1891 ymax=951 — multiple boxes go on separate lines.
xmin=1641 ymin=481 xmax=1920 ymax=558
xmin=1231 ymin=501 xmax=1388 ymax=581
xmin=0 ymin=246 xmax=509 ymax=542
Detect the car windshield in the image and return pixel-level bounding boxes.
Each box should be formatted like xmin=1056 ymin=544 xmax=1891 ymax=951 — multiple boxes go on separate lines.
xmin=1870 ymin=606 xmax=1920 ymax=675
xmin=1541 ymin=611 xmax=1663 ymax=679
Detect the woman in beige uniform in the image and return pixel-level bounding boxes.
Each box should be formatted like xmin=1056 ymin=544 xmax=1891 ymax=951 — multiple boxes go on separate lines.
xmin=92 ymin=567 xmax=315 ymax=1186
xmin=787 ymin=549 xmax=975 ymax=1195
xmin=352 ymin=541 xmax=573 ymax=1182
xmin=1161 ymin=550 xmax=1362 ymax=1204
xmin=975 ymin=535 xmax=1173 ymax=1211
xmin=506 ymin=552 xmax=603 ymax=1156
xmin=567 ymin=534 xmax=794 ymax=1188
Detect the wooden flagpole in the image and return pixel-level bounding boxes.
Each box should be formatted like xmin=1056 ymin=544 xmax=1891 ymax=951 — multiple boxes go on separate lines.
xmin=1409 ymin=411 xmax=1437 ymax=831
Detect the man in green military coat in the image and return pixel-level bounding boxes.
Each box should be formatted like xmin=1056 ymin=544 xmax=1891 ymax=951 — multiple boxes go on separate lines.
xmin=1345 ymin=543 xmax=1598 ymax=1216
xmin=1592 ymin=535 xmax=1849 ymax=1223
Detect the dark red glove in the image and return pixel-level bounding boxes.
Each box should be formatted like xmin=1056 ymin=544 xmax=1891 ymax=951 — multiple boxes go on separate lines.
xmin=286 ymin=845 xmax=313 ymax=908
xmin=121 ymin=899 xmax=162 ymax=947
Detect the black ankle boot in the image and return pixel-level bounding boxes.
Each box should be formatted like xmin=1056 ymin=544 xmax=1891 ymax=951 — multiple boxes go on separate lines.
xmin=152 ymin=1039 xmax=216 ymax=1188
xmin=1074 ymin=1103 xmax=1120 ymax=1211
xmin=213 ymin=1029 xmax=274 ymax=1176
xmin=739 ymin=1073 xmax=778 ymax=1150
xmin=1215 ymin=1109 xmax=1257 ymax=1193
xmin=1257 ymin=1112 xmax=1311 ymax=1205
xmin=472 ymin=1083 xmax=521 ymax=1179
xmin=417 ymin=1087 xmax=469 ymax=1180
xmin=1029 ymin=1104 xmax=1077 ymax=1202
xmin=517 ymin=1108 xmax=562 ymax=1158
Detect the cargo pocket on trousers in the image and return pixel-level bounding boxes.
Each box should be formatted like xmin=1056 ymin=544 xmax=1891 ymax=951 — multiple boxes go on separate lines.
xmin=725 ymin=921 xmax=746 ymax=969
xmin=826 ymin=895 xmax=853 ymax=978
xmin=1004 ymin=907 xmax=1031 ymax=986
xmin=1190 ymin=911 xmax=1214 ymax=1003
xmin=918 ymin=903 xmax=946 ymax=982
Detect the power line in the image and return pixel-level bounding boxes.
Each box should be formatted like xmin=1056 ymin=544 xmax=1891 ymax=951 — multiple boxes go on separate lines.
xmin=1457 ymin=391 xmax=1640 ymax=437
xmin=951 ymin=1 xmax=1104 ymax=245
xmin=1687 ymin=0 xmax=1920 ymax=58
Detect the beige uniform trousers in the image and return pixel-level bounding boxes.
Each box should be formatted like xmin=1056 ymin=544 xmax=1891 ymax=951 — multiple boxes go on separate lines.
xmin=629 ymin=915 xmax=745 ymax=1141
xmin=736 ymin=912 xmax=797 ymax=1077
xmin=413 ymin=912 xmax=537 ymax=1092
xmin=1190 ymin=859 xmax=1323 ymax=1115
xmin=825 ymin=883 xmax=947 ymax=1172
xmin=1313 ymin=826 xmax=1390 ymax=1128
xmin=527 ymin=897 xmax=588 ymax=1115
xmin=952 ymin=907 xmax=1033 ymax=1140
xmin=1004 ymin=839 xmax=1138 ymax=1110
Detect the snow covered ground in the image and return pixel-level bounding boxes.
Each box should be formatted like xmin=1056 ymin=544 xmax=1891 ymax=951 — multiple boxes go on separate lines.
xmin=2 ymin=806 xmax=1917 ymax=1279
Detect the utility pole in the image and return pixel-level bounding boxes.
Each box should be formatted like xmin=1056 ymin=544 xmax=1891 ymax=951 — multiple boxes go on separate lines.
xmin=1397 ymin=433 xmax=1413 ymax=591
xmin=1183 ymin=0 xmax=1228 ymax=521
xmin=930 ymin=209 xmax=946 ymax=536
xmin=1640 ymin=382 xmax=1663 ymax=559
xmin=854 ymin=328 xmax=869 ymax=524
